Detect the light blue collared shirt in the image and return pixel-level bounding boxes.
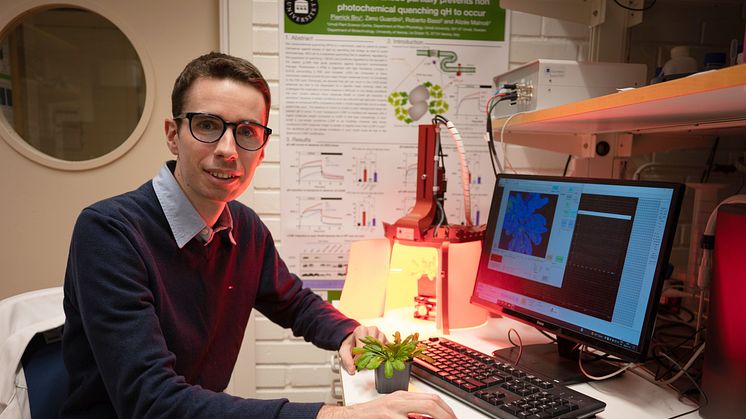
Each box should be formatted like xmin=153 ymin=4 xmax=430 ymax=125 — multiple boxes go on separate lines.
xmin=152 ymin=161 xmax=237 ymax=248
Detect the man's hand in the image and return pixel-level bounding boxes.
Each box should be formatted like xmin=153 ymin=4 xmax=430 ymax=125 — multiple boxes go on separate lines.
xmin=338 ymin=325 xmax=386 ymax=375
xmin=317 ymin=391 xmax=456 ymax=419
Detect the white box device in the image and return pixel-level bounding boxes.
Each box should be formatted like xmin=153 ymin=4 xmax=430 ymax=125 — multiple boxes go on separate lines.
xmin=492 ymin=59 xmax=647 ymax=117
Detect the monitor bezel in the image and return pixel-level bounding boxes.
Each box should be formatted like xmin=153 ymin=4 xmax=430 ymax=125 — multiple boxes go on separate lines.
xmin=470 ymin=174 xmax=684 ymax=362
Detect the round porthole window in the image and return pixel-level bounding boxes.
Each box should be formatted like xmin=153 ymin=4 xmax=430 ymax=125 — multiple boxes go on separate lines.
xmin=0 ymin=4 xmax=153 ymax=170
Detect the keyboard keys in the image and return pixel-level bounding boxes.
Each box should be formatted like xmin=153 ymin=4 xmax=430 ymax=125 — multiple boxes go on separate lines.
xmin=464 ymin=377 xmax=487 ymax=388
xmin=461 ymin=383 xmax=478 ymax=392
xmin=515 ymin=388 xmax=532 ymax=396
xmin=546 ymin=405 xmax=571 ymax=416
xmin=500 ymin=404 xmax=521 ymax=415
xmin=413 ymin=358 xmax=440 ymax=374
xmin=410 ymin=338 xmax=605 ymax=419
xmin=481 ymin=375 xmax=505 ymax=386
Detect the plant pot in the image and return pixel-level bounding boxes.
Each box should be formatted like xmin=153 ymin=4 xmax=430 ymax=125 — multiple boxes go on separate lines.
xmin=374 ymin=361 xmax=412 ymax=394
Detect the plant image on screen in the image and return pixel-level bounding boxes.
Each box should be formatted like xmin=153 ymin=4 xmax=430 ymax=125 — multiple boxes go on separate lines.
xmin=499 ymin=192 xmax=556 ymax=257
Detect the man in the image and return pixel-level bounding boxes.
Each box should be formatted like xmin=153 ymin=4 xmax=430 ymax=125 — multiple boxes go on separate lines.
xmin=61 ymin=52 xmax=455 ymax=419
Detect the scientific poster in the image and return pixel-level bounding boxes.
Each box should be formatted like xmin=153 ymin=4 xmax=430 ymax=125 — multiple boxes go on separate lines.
xmin=280 ymin=0 xmax=509 ymax=289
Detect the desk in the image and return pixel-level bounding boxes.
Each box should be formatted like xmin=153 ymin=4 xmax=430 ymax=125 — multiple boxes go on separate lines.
xmin=342 ymin=309 xmax=701 ymax=418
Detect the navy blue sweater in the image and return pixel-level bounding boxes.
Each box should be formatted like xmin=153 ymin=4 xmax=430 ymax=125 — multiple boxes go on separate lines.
xmin=61 ymin=181 xmax=359 ymax=418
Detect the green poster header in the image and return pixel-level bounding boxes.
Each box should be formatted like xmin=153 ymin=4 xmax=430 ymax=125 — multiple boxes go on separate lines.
xmin=284 ymin=0 xmax=505 ymax=42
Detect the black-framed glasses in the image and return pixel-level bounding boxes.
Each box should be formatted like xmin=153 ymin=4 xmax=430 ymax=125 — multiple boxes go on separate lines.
xmin=174 ymin=112 xmax=272 ymax=151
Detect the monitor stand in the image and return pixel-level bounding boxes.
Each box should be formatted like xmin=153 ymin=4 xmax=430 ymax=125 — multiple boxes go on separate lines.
xmin=492 ymin=337 xmax=622 ymax=385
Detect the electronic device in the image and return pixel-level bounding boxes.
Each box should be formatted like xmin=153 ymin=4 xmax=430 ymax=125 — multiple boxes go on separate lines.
xmin=341 ymin=122 xmax=488 ymax=333
xmin=700 ymin=203 xmax=746 ymax=419
xmin=492 ymin=59 xmax=647 ymax=117
xmin=411 ymin=337 xmax=606 ymax=419
xmin=470 ymin=174 xmax=684 ymax=384
xmin=376 ymin=122 xmax=486 ymax=334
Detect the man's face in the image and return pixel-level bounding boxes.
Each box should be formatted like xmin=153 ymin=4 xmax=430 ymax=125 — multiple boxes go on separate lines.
xmin=164 ymin=77 xmax=267 ymax=217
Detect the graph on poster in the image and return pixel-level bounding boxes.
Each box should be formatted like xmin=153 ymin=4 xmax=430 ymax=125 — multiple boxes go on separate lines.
xmin=295 ymin=151 xmax=346 ymax=186
xmin=293 ymin=196 xmax=347 ymax=230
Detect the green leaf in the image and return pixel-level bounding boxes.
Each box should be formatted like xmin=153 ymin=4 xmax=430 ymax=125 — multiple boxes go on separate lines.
xmin=360 ymin=336 xmax=383 ymax=346
xmin=353 ymin=331 xmax=426 ymax=373
xmin=355 ymin=352 xmax=375 ymax=369
xmin=384 ymin=360 xmax=394 ymax=379
xmin=363 ymin=343 xmax=384 ymax=352
xmin=366 ymin=356 xmax=383 ymax=370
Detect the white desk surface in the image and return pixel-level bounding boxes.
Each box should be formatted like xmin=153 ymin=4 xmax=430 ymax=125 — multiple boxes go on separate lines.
xmin=342 ymin=309 xmax=701 ymax=418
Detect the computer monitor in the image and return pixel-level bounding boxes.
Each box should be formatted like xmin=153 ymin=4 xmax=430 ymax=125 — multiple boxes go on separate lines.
xmin=470 ymin=174 xmax=684 ymax=384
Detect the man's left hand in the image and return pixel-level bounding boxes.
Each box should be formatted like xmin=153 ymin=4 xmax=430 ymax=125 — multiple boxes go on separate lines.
xmin=338 ymin=325 xmax=386 ymax=375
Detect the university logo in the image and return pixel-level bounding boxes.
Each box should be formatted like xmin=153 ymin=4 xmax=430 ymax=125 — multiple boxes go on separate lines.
xmin=285 ymin=0 xmax=319 ymax=25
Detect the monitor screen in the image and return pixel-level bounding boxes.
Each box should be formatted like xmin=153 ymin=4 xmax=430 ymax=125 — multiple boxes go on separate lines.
xmin=470 ymin=174 xmax=683 ymax=373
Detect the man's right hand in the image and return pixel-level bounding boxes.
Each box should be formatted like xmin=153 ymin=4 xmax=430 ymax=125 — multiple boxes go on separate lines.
xmin=317 ymin=390 xmax=457 ymax=419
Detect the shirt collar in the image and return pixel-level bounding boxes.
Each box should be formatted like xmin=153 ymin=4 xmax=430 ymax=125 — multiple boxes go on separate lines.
xmin=153 ymin=160 xmax=236 ymax=248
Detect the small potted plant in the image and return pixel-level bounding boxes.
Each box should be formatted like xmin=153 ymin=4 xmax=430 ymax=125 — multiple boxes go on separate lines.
xmin=352 ymin=331 xmax=433 ymax=394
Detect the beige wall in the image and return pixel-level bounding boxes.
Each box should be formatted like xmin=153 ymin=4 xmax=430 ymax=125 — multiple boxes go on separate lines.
xmin=0 ymin=0 xmax=220 ymax=299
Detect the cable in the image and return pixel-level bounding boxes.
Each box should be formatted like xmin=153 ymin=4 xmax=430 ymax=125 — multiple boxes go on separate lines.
xmin=487 ymin=126 xmax=504 ymax=175
xmin=735 ymin=155 xmax=746 ymax=193
xmin=658 ymin=350 xmax=708 ymax=419
xmin=538 ymin=329 xmax=557 ymax=343
xmin=700 ymin=137 xmax=719 ymax=183
xmin=654 ymin=325 xmax=704 ymax=356
xmin=562 ymin=155 xmax=573 ymax=177
xmin=485 ymin=113 xmax=497 ymax=177
xmin=696 ymin=194 xmax=746 ymax=290
xmin=578 ymin=345 xmax=635 ymax=380
xmin=613 ymin=0 xmax=657 ymax=12
xmin=431 ymin=117 xmax=448 ymax=237
xmin=485 ymin=91 xmax=509 ymax=114
xmin=499 ymin=111 xmax=523 ymax=174
xmin=667 ymin=404 xmax=702 ymax=419
xmin=577 ymin=349 xmax=627 ymax=364
xmin=656 ymin=343 xmax=705 ymax=386
xmin=432 ymin=114 xmax=449 ymax=126
xmin=485 ymin=131 xmax=499 ymax=177
xmin=626 ymin=339 xmax=708 ymax=418
xmin=433 ymin=199 xmax=446 ymax=238
xmin=506 ymin=328 xmax=523 ymax=366
xmin=443 ymin=119 xmax=473 ymax=225
xmin=488 ymin=94 xmax=515 ymax=116
xmin=485 ymin=94 xmax=515 ymax=177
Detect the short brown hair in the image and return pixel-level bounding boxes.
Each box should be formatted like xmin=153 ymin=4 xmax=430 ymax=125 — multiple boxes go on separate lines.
xmin=171 ymin=52 xmax=271 ymax=120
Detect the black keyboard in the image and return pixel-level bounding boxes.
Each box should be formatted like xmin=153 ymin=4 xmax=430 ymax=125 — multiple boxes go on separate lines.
xmin=411 ymin=337 xmax=606 ymax=419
